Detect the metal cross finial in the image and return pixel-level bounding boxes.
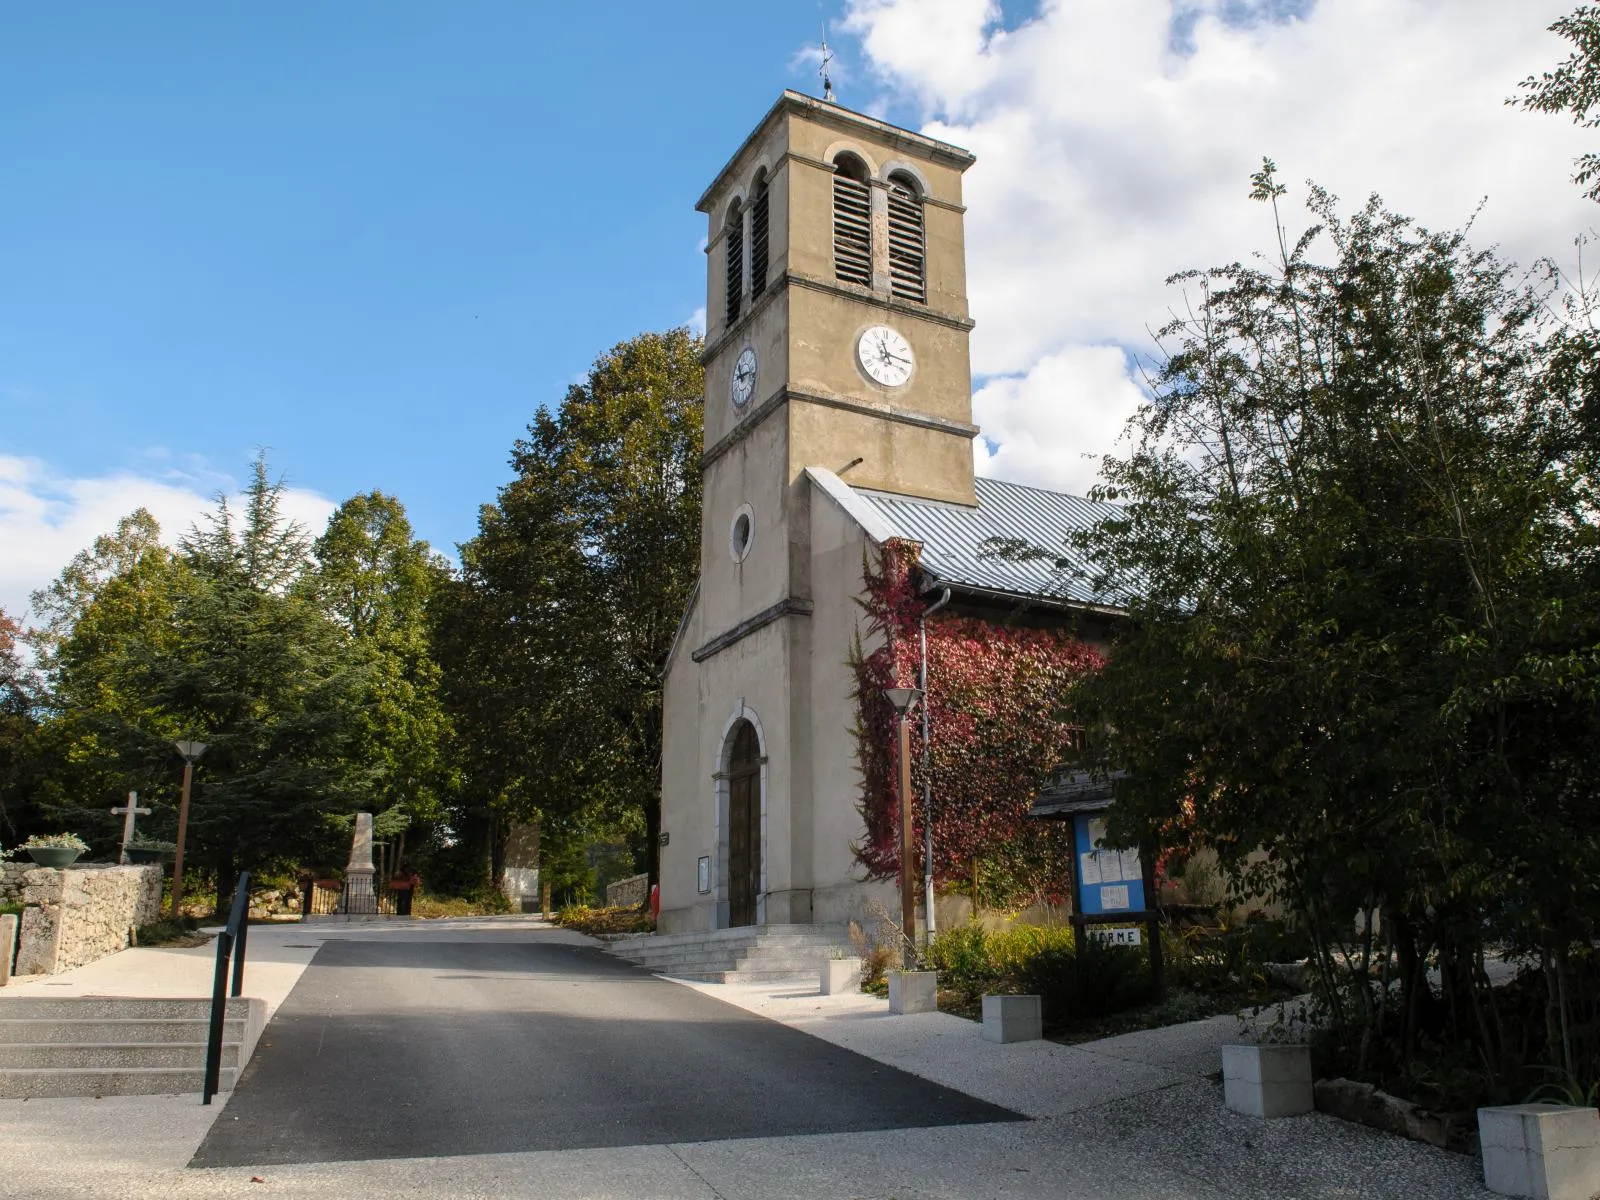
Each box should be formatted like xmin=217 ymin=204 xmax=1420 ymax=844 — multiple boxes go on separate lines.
xmin=820 ymin=22 xmax=836 ymax=103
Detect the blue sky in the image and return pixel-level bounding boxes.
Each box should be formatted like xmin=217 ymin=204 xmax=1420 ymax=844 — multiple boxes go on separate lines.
xmin=0 ymin=2 xmax=866 ymax=586
xmin=2 ymin=1 xmax=1591 ymax=618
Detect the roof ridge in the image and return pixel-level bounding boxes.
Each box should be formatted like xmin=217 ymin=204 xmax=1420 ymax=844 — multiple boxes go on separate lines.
xmin=974 ymin=473 xmax=1106 ymax=506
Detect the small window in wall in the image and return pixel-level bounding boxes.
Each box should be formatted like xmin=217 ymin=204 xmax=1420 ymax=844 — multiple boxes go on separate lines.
xmin=887 ymin=173 xmax=925 ymax=303
xmin=832 ymin=154 xmax=871 ymax=288
xmin=749 ymin=171 xmax=770 ymax=301
xmin=725 ymin=200 xmax=743 ymax=326
xmin=729 ymin=503 xmax=754 ymax=563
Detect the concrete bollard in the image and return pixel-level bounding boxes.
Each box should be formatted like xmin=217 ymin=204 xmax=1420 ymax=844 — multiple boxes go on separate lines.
xmin=982 ymin=994 xmax=1042 ymax=1043
xmin=888 ymin=970 xmax=938 ymax=1015
xmin=0 ymin=913 xmax=15 ymax=986
xmin=1478 ymin=1103 xmax=1600 ymax=1199
xmin=1221 ymin=1043 xmax=1314 ymax=1118
xmin=820 ymin=957 xmax=860 ymax=995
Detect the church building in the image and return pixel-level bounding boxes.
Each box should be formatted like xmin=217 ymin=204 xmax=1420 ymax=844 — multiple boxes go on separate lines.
xmin=658 ymin=91 xmax=1118 ymax=934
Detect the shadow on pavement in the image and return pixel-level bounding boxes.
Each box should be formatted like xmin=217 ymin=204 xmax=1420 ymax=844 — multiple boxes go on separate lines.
xmin=192 ymin=939 xmax=1023 ymax=1168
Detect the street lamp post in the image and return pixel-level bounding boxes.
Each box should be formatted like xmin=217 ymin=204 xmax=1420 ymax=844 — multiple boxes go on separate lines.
xmin=170 ymin=740 xmax=208 ymax=917
xmin=884 ymin=686 xmax=923 ymax=968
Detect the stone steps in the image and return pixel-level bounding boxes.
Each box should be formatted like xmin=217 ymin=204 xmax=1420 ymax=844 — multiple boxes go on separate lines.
xmin=0 ymin=1018 xmax=245 ymax=1044
xmin=607 ymin=924 xmax=851 ymax=983
xmin=0 ymin=995 xmax=264 ymax=1098
xmin=0 ymin=1040 xmax=242 ymax=1068
xmin=0 ymin=1066 xmax=238 ymax=1098
xmin=0 ymin=997 xmax=247 ymax=1020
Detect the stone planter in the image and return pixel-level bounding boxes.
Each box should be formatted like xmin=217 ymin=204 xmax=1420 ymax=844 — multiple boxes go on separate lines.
xmin=1221 ymin=1043 xmax=1314 ymax=1118
xmin=1478 ymin=1103 xmax=1600 ymax=1199
xmin=821 ymin=957 xmax=859 ymax=995
xmin=888 ymin=969 xmax=937 ymax=1015
xmin=24 ymin=847 xmax=81 ymax=869
xmin=982 ymin=994 xmax=1042 ymax=1043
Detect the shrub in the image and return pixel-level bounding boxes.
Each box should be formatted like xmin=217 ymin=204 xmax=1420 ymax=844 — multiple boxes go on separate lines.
xmin=1033 ymin=938 xmax=1151 ymax=1022
xmin=553 ymin=903 xmax=654 ymax=936
xmin=1163 ymin=914 xmax=1313 ymax=993
xmin=134 ymin=917 xmax=209 ymax=948
xmin=926 ymin=925 xmax=998 ymax=1000
xmin=848 ymin=918 xmax=899 ymax=993
xmin=926 ymin=923 xmax=1077 ymax=1004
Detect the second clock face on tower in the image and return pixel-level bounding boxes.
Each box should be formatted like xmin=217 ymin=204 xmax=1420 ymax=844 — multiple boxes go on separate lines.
xmin=730 ymin=346 xmax=757 ymax=407
xmin=857 ymin=325 xmax=914 ymax=387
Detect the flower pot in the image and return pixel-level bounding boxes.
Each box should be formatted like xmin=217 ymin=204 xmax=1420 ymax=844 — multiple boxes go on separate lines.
xmin=1221 ymin=1043 xmax=1313 ymax=1118
xmin=124 ymin=847 xmax=167 ymax=864
xmin=25 ymin=847 xmax=82 ymax=868
xmin=888 ymin=969 xmax=938 ymax=1015
xmin=821 ymin=957 xmax=860 ymax=995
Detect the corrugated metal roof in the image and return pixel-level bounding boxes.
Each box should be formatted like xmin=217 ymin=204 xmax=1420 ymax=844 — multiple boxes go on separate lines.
xmin=1030 ymin=769 xmax=1126 ymax=818
xmin=850 ymin=476 xmax=1128 ymax=610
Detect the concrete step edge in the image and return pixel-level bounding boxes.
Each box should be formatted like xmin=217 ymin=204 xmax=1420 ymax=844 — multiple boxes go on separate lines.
xmin=0 ymin=1020 xmax=245 ymax=1045
xmin=0 ymin=1043 xmax=242 ymax=1068
xmin=0 ymin=998 xmax=252 ymax=1019
xmin=0 ymin=1065 xmax=239 ymax=1098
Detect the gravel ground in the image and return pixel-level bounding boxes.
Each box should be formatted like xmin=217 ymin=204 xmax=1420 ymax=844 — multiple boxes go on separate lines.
xmin=0 ymin=922 xmax=1504 ymax=1198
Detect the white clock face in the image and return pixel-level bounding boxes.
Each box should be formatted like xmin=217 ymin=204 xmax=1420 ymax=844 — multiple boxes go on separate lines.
xmin=857 ymin=325 xmax=914 ymax=387
xmin=730 ymin=346 xmax=757 ymax=407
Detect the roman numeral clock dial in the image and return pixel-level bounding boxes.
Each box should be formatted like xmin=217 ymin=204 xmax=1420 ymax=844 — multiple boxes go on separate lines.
xmin=857 ymin=325 xmax=914 ymax=387
xmin=730 ymin=346 xmax=757 ymax=408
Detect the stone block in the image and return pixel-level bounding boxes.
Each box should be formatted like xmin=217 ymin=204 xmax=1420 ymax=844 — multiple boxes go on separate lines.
xmin=1221 ymin=1043 xmax=1314 ymax=1118
xmin=982 ymin=994 xmax=1042 ymax=1043
xmin=0 ymin=913 xmax=14 ymax=985
xmin=820 ymin=957 xmax=859 ymax=995
xmin=888 ymin=969 xmax=937 ymax=1015
xmin=1478 ymin=1103 xmax=1600 ymax=1199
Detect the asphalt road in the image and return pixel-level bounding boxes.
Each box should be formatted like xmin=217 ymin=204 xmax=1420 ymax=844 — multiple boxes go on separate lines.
xmin=191 ymin=938 xmax=1022 ymax=1167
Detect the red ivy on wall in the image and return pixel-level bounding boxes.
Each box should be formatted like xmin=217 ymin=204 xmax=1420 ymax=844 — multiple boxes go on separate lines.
xmin=851 ymin=540 xmax=1104 ymax=897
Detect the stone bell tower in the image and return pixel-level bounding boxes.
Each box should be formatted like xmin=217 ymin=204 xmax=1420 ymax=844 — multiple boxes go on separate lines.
xmin=693 ymin=92 xmax=979 ymax=667
xmin=698 ymin=90 xmax=977 ymax=518
xmin=657 ymin=94 xmax=978 ymax=933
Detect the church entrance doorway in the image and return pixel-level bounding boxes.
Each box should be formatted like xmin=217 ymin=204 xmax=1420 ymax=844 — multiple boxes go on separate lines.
xmin=726 ymin=720 xmax=762 ymax=927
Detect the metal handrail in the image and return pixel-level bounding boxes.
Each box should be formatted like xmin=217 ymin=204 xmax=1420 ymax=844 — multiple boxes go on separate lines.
xmin=202 ymin=871 xmax=251 ymax=1105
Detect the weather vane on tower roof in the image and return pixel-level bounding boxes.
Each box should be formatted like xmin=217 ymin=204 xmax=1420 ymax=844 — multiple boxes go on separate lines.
xmin=819 ymin=21 xmax=836 ymax=103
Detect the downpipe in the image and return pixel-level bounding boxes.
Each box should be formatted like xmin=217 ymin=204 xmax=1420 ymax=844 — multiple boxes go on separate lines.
xmin=919 ymin=587 xmax=952 ymax=946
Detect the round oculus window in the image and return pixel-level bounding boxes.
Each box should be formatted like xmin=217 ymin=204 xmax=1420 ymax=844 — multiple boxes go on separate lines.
xmin=729 ymin=505 xmax=754 ymax=562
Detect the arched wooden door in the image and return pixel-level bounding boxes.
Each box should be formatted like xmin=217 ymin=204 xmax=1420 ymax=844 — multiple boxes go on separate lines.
xmin=727 ymin=721 xmax=762 ymax=927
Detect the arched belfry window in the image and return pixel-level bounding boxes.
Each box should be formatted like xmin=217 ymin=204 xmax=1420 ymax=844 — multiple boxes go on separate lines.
xmin=887 ymin=172 xmax=925 ymax=303
xmin=749 ymin=171 xmax=770 ymax=301
xmin=724 ymin=199 xmax=744 ymax=326
xmin=832 ymin=154 xmax=871 ymax=288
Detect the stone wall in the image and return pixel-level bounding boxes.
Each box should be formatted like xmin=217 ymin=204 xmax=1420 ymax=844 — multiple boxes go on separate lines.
xmin=605 ymin=872 xmax=649 ymax=909
xmin=9 ymin=864 xmax=163 ymax=976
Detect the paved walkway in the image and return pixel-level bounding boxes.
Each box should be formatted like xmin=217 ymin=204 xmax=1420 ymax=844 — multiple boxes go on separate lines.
xmin=0 ymin=918 xmax=1496 ymax=1199
xmin=192 ymin=937 xmax=1017 ymax=1166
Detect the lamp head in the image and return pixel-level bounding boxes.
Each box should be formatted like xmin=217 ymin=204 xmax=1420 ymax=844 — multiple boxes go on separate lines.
xmin=174 ymin=740 xmax=208 ymax=763
xmin=883 ymin=686 xmax=923 ymax=716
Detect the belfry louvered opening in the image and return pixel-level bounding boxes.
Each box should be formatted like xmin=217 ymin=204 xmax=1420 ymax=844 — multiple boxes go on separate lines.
xmin=887 ymin=174 xmax=925 ymax=303
xmin=749 ymin=173 xmax=770 ymax=301
xmin=724 ymin=201 xmax=744 ymax=326
xmin=832 ymin=155 xmax=871 ymax=288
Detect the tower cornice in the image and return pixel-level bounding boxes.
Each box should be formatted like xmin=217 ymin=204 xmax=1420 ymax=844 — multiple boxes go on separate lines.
xmin=696 ymin=90 xmax=976 ymax=214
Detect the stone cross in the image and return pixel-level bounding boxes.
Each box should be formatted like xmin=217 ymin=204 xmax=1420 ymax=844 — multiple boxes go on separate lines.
xmin=110 ymin=792 xmax=151 ymax=865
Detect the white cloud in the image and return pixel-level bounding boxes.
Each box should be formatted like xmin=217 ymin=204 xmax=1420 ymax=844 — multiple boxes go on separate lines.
xmin=688 ymin=306 xmax=707 ymax=337
xmin=0 ymin=456 xmax=336 ymax=624
xmin=973 ymin=344 xmax=1147 ymax=494
xmin=841 ymin=0 xmax=1598 ymax=494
